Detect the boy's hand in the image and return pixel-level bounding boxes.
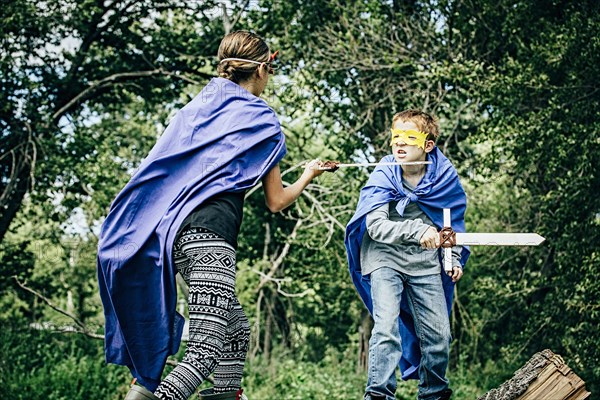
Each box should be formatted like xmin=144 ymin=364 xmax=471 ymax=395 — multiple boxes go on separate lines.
xmin=448 ymin=266 xmax=463 ymax=283
xmin=420 ymin=226 xmax=440 ymax=249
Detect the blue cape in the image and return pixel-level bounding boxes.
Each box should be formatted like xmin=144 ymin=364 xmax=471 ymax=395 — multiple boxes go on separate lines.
xmin=344 ymin=148 xmax=469 ymax=380
xmin=97 ymin=78 xmax=287 ymax=390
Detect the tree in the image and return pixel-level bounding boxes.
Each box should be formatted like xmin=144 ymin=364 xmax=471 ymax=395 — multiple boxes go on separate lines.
xmin=0 ymin=0 xmax=257 ymax=243
xmin=446 ymin=0 xmax=600 ymax=390
xmin=3 ymin=0 xmax=599 ymax=395
xmin=253 ymin=0 xmax=485 ymax=368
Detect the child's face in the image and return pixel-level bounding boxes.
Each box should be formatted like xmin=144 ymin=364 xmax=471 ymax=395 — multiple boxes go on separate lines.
xmin=391 ymin=120 xmax=433 ymax=163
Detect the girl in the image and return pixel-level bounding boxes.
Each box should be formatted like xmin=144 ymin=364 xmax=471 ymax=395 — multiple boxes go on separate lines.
xmin=98 ymin=31 xmax=326 ymax=400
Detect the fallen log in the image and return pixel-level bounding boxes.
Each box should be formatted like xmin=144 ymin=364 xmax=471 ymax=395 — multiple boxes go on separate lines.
xmin=478 ymin=349 xmax=591 ymax=400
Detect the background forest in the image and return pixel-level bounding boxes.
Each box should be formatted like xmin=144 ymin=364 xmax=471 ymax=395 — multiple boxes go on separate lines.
xmin=1 ymin=0 xmax=599 ymax=399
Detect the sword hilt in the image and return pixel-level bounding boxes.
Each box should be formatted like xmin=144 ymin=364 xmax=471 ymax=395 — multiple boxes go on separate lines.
xmin=439 ymin=227 xmax=456 ymax=248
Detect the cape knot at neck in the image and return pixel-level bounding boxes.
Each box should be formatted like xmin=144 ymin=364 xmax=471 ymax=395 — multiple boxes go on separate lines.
xmin=408 ymin=193 xmax=418 ymax=202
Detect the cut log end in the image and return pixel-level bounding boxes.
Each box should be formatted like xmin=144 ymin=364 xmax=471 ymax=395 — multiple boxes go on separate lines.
xmin=478 ymin=349 xmax=591 ymax=400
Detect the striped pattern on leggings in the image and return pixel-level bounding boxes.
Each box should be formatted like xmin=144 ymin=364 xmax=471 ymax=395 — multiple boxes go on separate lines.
xmin=155 ymin=227 xmax=250 ymax=400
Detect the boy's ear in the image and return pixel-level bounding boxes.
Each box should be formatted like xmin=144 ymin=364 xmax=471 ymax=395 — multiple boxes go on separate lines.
xmin=424 ymin=140 xmax=435 ymax=153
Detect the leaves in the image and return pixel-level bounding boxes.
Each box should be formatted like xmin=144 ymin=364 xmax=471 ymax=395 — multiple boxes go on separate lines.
xmin=2 ymin=0 xmax=599 ymax=395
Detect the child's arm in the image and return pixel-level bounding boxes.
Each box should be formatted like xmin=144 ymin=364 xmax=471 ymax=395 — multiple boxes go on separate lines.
xmin=451 ymin=247 xmax=463 ymax=269
xmin=420 ymin=226 xmax=440 ymax=248
xmin=262 ymin=160 xmax=323 ymax=212
xmin=366 ymin=203 xmax=433 ymax=245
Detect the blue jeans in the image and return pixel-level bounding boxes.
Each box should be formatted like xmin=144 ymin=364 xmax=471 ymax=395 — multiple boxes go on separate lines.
xmin=365 ymin=267 xmax=451 ymax=400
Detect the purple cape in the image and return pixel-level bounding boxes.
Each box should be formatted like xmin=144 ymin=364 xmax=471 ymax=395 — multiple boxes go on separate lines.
xmin=344 ymin=148 xmax=469 ymax=380
xmin=97 ymin=78 xmax=286 ymax=390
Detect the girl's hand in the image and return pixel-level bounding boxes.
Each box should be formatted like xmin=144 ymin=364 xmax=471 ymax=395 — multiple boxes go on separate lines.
xmin=302 ymin=159 xmax=326 ymax=180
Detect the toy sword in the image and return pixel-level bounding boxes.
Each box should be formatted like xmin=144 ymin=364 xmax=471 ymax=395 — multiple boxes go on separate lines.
xmin=440 ymin=208 xmax=545 ymax=272
xmin=315 ymin=161 xmax=432 ymax=170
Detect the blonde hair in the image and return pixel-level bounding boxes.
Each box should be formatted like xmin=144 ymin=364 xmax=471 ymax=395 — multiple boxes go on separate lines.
xmin=217 ymin=31 xmax=270 ymax=83
xmin=392 ymin=109 xmax=440 ymax=142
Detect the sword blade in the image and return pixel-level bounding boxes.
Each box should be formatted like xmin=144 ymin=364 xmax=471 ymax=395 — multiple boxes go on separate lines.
xmin=317 ymin=161 xmax=432 ymax=170
xmin=455 ymin=233 xmax=545 ymax=246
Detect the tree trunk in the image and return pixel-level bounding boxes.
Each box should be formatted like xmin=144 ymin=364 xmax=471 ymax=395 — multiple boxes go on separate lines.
xmin=0 ymin=168 xmax=30 ymax=244
xmin=357 ymin=308 xmax=373 ymax=373
xmin=263 ymin=307 xmax=272 ymax=361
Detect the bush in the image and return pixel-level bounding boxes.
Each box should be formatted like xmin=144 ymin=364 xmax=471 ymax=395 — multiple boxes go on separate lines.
xmin=0 ymin=325 xmax=130 ymax=400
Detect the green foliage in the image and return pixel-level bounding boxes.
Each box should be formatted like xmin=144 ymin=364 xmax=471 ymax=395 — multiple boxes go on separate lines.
xmin=242 ymin=344 xmax=494 ymax=399
xmin=243 ymin=345 xmax=414 ymax=399
xmin=2 ymin=0 xmax=599 ymax=396
xmin=0 ymin=0 xmax=227 ymax=241
xmin=0 ymin=241 xmax=35 ymax=294
xmin=449 ymin=0 xmax=600 ymax=392
xmin=0 ymin=327 xmax=130 ymax=400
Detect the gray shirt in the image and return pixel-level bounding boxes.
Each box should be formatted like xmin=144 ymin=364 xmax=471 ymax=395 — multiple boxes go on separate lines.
xmin=360 ymin=181 xmax=463 ymax=277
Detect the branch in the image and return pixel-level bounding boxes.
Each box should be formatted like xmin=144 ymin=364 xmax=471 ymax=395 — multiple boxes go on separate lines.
xmin=248 ymin=266 xmax=313 ymax=298
xmin=221 ymin=0 xmax=251 ymax=34
xmin=52 ymin=69 xmax=211 ymax=123
xmin=229 ymin=0 xmax=251 ymax=32
xmin=256 ymin=218 xmax=303 ymax=293
xmin=250 ymin=290 xmax=265 ymax=358
xmin=13 ymin=276 xmax=104 ymax=340
xmin=65 ymin=0 xmax=129 ymax=84
xmin=290 ymin=181 xmax=346 ymax=232
xmin=53 ymin=69 xmax=162 ymax=122
xmin=13 ymin=276 xmax=190 ymax=370
xmin=262 ymin=222 xmax=271 ymax=261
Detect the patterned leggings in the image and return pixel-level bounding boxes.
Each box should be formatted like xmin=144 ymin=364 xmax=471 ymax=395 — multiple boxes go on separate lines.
xmin=155 ymin=228 xmax=251 ymax=400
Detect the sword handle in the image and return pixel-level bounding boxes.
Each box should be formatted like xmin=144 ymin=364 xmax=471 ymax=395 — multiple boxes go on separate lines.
xmin=442 ymin=209 xmax=453 ymax=272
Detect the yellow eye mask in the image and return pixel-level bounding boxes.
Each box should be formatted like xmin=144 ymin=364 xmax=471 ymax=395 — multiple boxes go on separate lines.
xmin=389 ymin=129 xmax=429 ymax=149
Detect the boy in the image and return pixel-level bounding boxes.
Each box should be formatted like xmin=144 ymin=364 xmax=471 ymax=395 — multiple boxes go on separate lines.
xmin=345 ymin=109 xmax=469 ymax=400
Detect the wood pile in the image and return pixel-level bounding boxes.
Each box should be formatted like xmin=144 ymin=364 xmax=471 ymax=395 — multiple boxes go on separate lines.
xmin=478 ymin=349 xmax=591 ymax=400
